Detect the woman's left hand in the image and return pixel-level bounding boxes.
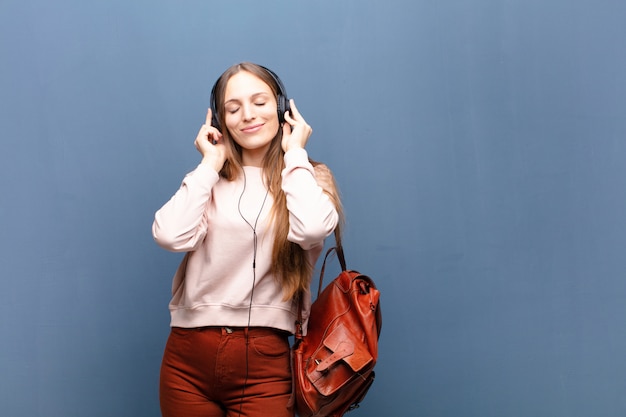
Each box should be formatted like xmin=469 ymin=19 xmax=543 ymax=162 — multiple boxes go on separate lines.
xmin=282 ymin=99 xmax=312 ymax=152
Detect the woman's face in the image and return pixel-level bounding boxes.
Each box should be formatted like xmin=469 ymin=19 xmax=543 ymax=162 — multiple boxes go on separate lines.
xmin=223 ymin=70 xmax=280 ymax=164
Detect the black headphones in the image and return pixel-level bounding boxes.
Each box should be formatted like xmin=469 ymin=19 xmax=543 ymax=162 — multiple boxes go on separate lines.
xmin=209 ymin=65 xmax=291 ymax=131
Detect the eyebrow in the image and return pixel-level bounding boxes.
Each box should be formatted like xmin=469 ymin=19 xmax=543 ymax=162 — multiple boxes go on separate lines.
xmin=224 ymin=92 xmax=272 ymax=105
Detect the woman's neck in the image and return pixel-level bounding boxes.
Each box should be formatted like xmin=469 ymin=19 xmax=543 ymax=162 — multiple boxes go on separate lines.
xmin=241 ymin=147 xmax=269 ymax=167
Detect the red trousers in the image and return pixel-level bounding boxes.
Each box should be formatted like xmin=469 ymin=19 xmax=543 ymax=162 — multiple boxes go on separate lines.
xmin=160 ymin=326 xmax=294 ymax=417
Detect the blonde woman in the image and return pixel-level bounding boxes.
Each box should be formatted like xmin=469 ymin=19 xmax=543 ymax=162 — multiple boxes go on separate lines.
xmin=153 ymin=62 xmax=342 ymax=417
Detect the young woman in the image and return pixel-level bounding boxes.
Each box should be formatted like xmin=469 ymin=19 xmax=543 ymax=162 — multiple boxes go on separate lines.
xmin=152 ymin=62 xmax=342 ymax=417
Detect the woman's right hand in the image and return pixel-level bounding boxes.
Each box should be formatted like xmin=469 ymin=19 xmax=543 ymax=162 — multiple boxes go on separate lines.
xmin=194 ymin=108 xmax=226 ymax=171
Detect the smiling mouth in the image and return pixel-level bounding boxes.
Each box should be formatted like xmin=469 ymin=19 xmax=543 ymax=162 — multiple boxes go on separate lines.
xmin=241 ymin=123 xmax=264 ymax=133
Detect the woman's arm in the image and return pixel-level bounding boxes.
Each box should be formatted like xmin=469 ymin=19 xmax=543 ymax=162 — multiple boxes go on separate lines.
xmin=152 ymin=164 xmax=219 ymax=252
xmin=282 ymin=148 xmax=339 ymax=250
xmin=153 ymin=109 xmax=226 ymax=252
xmin=313 ymin=163 xmax=338 ymax=198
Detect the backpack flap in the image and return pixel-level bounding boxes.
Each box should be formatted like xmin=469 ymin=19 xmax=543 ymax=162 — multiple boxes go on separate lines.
xmin=318 ymin=323 xmax=373 ymax=373
xmin=307 ymin=323 xmax=374 ymax=396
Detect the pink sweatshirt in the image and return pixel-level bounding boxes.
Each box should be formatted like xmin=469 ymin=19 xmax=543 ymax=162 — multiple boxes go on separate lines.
xmin=152 ymin=148 xmax=339 ymax=333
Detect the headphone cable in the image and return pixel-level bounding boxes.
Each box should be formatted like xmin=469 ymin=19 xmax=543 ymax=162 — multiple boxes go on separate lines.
xmin=236 ymin=168 xmax=271 ymax=416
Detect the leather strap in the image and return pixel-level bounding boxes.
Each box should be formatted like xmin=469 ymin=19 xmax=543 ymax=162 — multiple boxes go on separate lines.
xmin=295 ymin=230 xmax=344 ymax=341
xmin=315 ymin=341 xmax=354 ymax=372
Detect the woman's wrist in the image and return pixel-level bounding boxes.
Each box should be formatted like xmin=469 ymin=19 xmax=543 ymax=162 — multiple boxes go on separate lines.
xmin=200 ymin=156 xmax=222 ymax=172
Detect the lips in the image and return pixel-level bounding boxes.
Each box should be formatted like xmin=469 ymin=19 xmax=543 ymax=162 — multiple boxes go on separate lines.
xmin=241 ymin=123 xmax=264 ymax=133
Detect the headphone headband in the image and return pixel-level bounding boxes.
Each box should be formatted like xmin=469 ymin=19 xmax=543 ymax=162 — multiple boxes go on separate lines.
xmin=210 ymin=64 xmax=290 ymax=130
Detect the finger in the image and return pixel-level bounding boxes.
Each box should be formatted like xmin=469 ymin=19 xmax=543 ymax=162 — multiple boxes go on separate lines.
xmin=206 ymin=108 xmax=213 ymax=126
xmin=208 ymin=128 xmax=222 ymax=145
xmin=284 ymin=110 xmax=296 ymax=125
xmin=197 ymin=124 xmax=209 ymax=138
xmin=198 ymin=123 xmax=222 ymax=145
xmin=287 ymin=99 xmax=300 ymax=118
xmin=282 ymin=122 xmax=292 ymax=135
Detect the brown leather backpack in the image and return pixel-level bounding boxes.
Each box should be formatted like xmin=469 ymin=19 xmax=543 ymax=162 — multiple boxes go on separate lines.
xmin=292 ymin=246 xmax=382 ymax=416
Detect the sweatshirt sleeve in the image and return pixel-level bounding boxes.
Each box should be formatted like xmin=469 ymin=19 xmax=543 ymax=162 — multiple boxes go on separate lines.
xmin=282 ymin=148 xmax=339 ymax=250
xmin=152 ymin=164 xmax=219 ymax=252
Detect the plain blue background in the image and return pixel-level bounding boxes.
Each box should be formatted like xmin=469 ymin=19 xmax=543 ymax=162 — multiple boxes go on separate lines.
xmin=2 ymin=0 xmax=626 ymax=416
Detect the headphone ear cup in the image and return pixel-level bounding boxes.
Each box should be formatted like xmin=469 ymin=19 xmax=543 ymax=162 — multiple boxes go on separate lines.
xmin=277 ymin=95 xmax=290 ymax=124
xmin=209 ymin=81 xmax=220 ymax=130
xmin=211 ymin=109 xmax=220 ymax=130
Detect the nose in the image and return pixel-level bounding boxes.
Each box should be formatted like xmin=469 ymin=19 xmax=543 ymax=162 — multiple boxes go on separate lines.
xmin=241 ymin=103 xmax=256 ymax=121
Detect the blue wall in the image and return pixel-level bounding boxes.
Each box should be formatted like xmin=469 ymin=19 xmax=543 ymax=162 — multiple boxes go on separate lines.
xmin=2 ymin=0 xmax=626 ymax=416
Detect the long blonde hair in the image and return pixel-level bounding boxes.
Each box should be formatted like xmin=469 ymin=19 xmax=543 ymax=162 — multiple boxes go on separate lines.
xmin=212 ymin=62 xmax=343 ymax=300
